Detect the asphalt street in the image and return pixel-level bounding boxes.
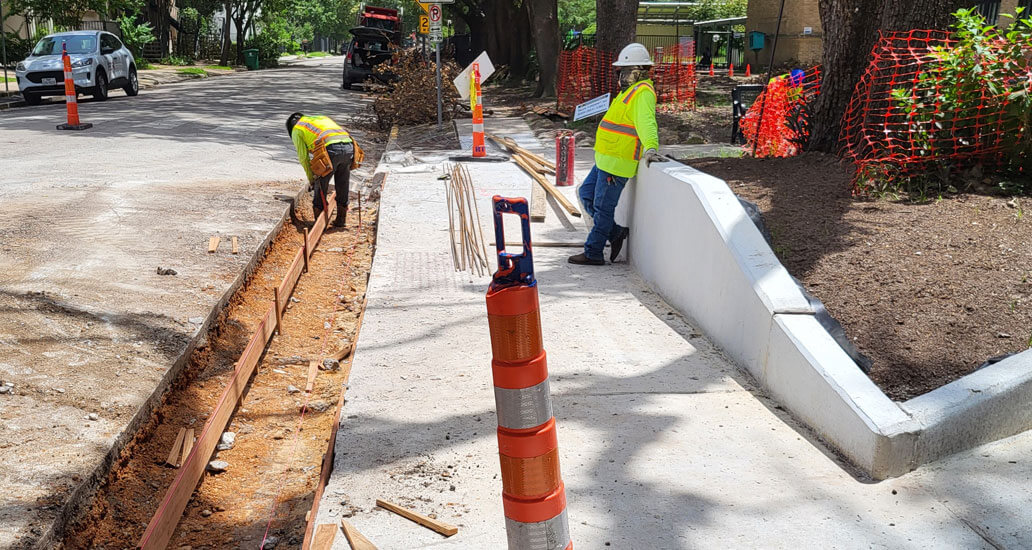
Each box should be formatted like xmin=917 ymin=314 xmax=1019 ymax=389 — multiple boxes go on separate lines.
xmin=0 ymin=56 xmax=378 ymax=548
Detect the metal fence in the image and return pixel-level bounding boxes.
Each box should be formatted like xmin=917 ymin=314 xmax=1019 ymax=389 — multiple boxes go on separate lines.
xmin=78 ymin=20 xmax=121 ymax=36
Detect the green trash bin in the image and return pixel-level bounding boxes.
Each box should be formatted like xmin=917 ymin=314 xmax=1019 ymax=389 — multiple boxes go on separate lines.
xmin=243 ymin=49 xmax=260 ymax=70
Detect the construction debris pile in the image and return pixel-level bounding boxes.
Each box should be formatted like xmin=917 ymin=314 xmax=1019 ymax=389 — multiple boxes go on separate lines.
xmin=373 ymin=50 xmax=461 ymax=129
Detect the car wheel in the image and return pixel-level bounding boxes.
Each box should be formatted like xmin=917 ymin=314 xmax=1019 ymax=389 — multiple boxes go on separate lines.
xmin=23 ymin=92 xmax=41 ymax=105
xmin=124 ymin=67 xmax=139 ymax=96
xmin=93 ymin=70 xmax=108 ymax=101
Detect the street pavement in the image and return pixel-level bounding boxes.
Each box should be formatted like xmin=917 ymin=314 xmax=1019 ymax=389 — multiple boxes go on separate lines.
xmin=0 ymin=56 xmax=379 ymax=548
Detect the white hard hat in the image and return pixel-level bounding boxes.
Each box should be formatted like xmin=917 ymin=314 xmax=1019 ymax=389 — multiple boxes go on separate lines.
xmin=612 ymin=43 xmax=653 ymax=66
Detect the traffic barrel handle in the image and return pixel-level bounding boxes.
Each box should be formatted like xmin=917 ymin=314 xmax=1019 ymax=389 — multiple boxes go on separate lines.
xmin=490 ymin=196 xmax=534 ymax=289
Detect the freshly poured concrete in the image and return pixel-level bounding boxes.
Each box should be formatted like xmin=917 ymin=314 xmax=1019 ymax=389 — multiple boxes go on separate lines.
xmin=0 ymin=58 xmax=380 ymax=547
xmin=316 ymin=122 xmax=1032 ymax=547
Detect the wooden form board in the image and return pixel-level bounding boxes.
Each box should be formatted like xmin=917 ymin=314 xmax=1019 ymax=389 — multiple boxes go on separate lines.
xmin=208 ymin=236 xmax=220 ymax=253
xmin=231 ymin=236 xmax=239 ymax=254
xmin=306 ymin=360 xmax=319 ymax=393
xmin=340 ymin=520 xmax=378 ymax=550
xmin=180 ymin=428 xmax=194 ymax=467
xmin=375 ymin=499 xmax=458 ymax=537
xmin=529 ymin=170 xmax=546 ymax=222
xmin=311 ymin=524 xmax=336 ymax=550
xmin=137 ymin=193 xmax=339 ymax=550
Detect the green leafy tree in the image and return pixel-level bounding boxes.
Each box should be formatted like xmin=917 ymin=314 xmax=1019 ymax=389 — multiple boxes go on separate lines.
xmin=8 ymin=0 xmax=140 ymax=28
xmin=118 ymin=14 xmax=156 ymax=58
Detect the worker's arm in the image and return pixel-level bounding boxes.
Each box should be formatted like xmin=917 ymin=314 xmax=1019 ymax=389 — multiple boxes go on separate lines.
xmin=634 ymin=88 xmax=660 ymax=154
xmin=292 ymin=130 xmax=314 ymax=182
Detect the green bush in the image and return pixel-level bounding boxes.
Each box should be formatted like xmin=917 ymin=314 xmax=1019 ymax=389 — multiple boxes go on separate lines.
xmin=876 ymin=8 xmax=1032 ymax=196
xmin=159 ymin=55 xmax=193 ymax=66
xmin=4 ymin=28 xmax=49 ymax=63
xmin=118 ymin=15 xmax=156 ymax=59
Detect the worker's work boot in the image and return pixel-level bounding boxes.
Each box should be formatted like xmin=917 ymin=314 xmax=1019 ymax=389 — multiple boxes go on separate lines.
xmin=333 ymin=214 xmax=347 ymax=228
xmin=568 ymin=253 xmax=605 ymax=266
xmin=610 ymin=226 xmax=630 ymax=262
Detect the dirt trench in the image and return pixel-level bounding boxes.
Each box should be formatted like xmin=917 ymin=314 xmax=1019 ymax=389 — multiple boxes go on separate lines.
xmin=59 ymin=193 xmax=379 ymax=550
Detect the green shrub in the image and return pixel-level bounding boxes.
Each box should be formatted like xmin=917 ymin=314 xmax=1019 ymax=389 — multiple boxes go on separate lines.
xmin=875 ymin=8 xmax=1032 ymax=196
xmin=159 ymin=55 xmax=193 ymax=66
xmin=118 ymin=15 xmax=156 ymax=59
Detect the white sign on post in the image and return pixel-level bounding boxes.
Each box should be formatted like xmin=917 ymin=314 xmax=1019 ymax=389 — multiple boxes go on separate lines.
xmin=428 ymin=3 xmax=443 ymax=43
xmin=453 ymin=51 xmax=496 ymax=100
xmin=573 ymin=93 xmax=611 ymax=121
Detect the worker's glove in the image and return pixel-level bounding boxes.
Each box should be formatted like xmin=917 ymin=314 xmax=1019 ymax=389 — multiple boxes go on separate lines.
xmin=644 ymin=149 xmax=665 ymax=167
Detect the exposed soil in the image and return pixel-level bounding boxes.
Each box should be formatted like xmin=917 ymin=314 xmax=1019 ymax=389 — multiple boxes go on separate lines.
xmin=61 ymin=193 xmax=379 ymax=549
xmin=692 ymin=154 xmax=1032 ymax=401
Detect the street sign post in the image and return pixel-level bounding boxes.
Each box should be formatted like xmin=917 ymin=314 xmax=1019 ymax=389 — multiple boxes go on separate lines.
xmin=426 ymin=2 xmax=444 ymax=127
xmin=0 ymin=0 xmax=9 ymax=95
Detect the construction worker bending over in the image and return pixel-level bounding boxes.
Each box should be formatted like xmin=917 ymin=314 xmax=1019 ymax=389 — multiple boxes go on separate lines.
xmin=569 ymin=43 xmax=662 ymax=266
xmin=287 ymin=112 xmax=364 ymax=227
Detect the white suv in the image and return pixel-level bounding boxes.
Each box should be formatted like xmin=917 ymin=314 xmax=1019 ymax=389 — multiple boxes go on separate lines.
xmin=14 ymin=30 xmax=139 ymax=105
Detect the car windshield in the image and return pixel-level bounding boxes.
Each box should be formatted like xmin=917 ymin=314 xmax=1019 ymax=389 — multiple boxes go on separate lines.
xmin=31 ymin=35 xmax=97 ymax=56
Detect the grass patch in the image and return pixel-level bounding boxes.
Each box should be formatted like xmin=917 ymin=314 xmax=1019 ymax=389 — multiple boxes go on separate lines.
xmin=2 ymin=76 xmax=15 ymax=83
xmin=177 ymin=67 xmax=207 ymax=76
xmin=204 ymin=65 xmax=233 ymax=71
xmin=136 ymin=59 xmax=154 ymax=70
xmin=306 ymin=51 xmax=332 ymax=57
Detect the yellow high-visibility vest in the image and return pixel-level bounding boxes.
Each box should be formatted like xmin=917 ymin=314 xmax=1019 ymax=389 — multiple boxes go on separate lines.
xmin=594 ymin=79 xmax=658 ymax=178
xmin=291 ymin=115 xmax=356 ymax=180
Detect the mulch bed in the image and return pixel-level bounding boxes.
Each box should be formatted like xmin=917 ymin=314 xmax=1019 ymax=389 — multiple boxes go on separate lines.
xmin=691 ymin=154 xmax=1032 ymax=401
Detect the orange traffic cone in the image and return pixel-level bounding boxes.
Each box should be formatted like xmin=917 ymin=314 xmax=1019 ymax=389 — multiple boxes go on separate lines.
xmin=471 ymin=62 xmax=486 ymax=158
xmin=486 ymin=197 xmax=572 ymax=550
xmin=709 ymin=63 xmax=714 ymax=77
xmin=57 ymin=42 xmax=91 ymax=131
xmin=746 ymin=64 xmax=752 ymax=77
xmin=729 ymin=63 xmax=735 ymax=78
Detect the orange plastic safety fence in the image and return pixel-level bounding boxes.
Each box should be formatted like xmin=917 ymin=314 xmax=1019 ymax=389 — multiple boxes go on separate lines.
xmin=557 ymin=43 xmax=697 ymax=113
xmin=840 ymin=29 xmax=1021 ymax=194
xmin=740 ymin=66 xmax=822 ymax=158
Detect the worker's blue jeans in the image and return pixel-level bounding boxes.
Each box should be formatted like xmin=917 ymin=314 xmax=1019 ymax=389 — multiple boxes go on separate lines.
xmin=579 ymin=165 xmax=628 ymax=261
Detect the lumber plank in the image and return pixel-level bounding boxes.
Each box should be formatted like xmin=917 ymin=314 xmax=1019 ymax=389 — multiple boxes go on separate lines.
xmin=231 ymin=236 xmax=239 ymax=254
xmin=208 ymin=236 xmax=220 ymax=253
xmin=529 ymin=164 xmax=546 ymax=222
xmin=137 ymin=309 xmax=275 ymax=550
xmin=179 ymin=428 xmax=194 ymax=468
xmin=340 ymin=519 xmax=378 ymax=549
xmin=500 ymin=136 xmax=557 ymax=171
xmin=165 ymin=428 xmax=186 ymax=468
xmin=306 ymin=360 xmax=318 ymax=393
xmin=512 ymin=155 xmax=581 ymax=217
xmin=311 ymin=524 xmax=336 ymax=550
xmin=375 ymin=499 xmax=458 ymax=537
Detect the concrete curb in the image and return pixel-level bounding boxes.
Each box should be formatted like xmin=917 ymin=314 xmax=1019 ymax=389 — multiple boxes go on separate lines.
xmin=630 ymin=159 xmax=1032 ymax=479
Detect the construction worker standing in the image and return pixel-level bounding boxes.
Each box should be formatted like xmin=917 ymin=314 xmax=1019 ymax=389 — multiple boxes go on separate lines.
xmin=569 ymin=43 xmax=662 ymax=266
xmin=287 ymin=112 xmax=363 ymax=227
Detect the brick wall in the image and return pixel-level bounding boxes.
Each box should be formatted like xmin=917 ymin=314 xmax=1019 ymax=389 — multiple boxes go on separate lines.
xmin=745 ymin=0 xmax=823 ymax=69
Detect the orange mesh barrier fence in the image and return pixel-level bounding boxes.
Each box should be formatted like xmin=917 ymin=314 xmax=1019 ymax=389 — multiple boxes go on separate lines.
xmin=740 ymin=66 xmax=822 ymax=158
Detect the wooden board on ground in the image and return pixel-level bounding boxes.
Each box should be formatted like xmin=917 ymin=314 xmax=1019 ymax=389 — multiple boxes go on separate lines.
xmin=311 ymin=524 xmax=336 ymax=550
xmin=512 ymin=155 xmax=581 ymax=218
xmin=529 ymin=172 xmax=546 ymax=222
xmin=306 ymin=360 xmax=319 ymax=393
xmin=231 ymin=236 xmax=239 ymax=254
xmin=165 ymin=428 xmax=186 ymax=468
xmin=375 ymin=499 xmax=458 ymax=537
xmin=340 ymin=519 xmax=378 ymax=550
xmin=208 ymin=236 xmax=220 ymax=253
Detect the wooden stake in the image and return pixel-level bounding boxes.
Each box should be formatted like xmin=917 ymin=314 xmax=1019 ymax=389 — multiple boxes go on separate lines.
xmin=306 ymin=360 xmax=319 ymax=393
xmin=529 ymin=168 xmax=546 ymax=222
xmin=208 ymin=236 xmax=220 ymax=253
xmin=375 ymin=499 xmax=458 ymax=537
xmin=273 ymin=288 xmax=283 ymax=335
xmin=165 ymin=428 xmax=186 ymax=468
xmin=231 ymin=236 xmax=239 ymax=254
xmin=303 ymin=228 xmax=310 ymax=273
xmin=179 ymin=428 xmax=194 ymax=467
xmin=311 ymin=524 xmax=336 ymax=550
xmin=340 ymin=519 xmax=378 ymax=550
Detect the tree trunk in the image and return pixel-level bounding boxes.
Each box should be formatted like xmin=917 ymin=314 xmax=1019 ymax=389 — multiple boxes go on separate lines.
xmin=527 ymin=0 xmax=559 ymax=97
xmin=508 ymin=1 xmax=532 ymax=81
xmin=234 ymin=14 xmax=245 ymax=65
xmin=596 ymin=0 xmax=638 ymax=55
xmin=219 ymin=3 xmax=231 ymax=66
xmin=808 ymin=0 xmax=968 ymax=152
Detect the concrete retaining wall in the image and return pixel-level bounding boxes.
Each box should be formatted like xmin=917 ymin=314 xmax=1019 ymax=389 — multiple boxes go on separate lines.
xmin=628 ymin=159 xmax=1032 ymax=479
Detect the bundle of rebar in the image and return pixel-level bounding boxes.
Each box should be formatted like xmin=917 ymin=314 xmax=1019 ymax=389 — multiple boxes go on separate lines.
xmin=445 ymin=163 xmax=490 ymax=276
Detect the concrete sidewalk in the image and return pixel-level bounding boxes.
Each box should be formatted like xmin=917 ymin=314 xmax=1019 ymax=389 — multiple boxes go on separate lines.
xmin=313 ymin=122 xmax=1032 ymax=548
